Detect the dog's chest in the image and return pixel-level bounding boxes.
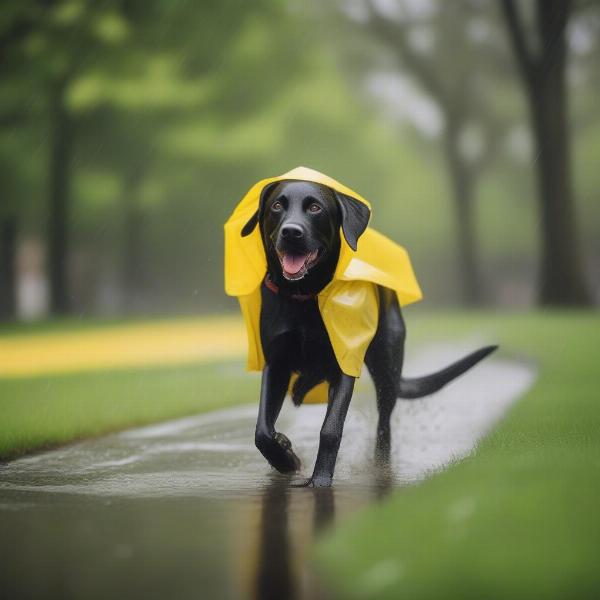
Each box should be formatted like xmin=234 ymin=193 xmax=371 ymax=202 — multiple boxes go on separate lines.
xmin=260 ymin=286 xmax=338 ymax=374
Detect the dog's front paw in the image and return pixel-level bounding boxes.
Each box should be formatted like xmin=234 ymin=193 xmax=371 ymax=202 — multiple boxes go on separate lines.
xmin=273 ymin=431 xmax=292 ymax=450
xmin=256 ymin=431 xmax=301 ymax=473
xmin=272 ymin=432 xmax=301 ymax=473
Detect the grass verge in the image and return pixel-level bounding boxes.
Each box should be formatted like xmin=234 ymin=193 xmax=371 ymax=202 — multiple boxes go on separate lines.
xmin=315 ymin=311 xmax=600 ymax=600
xmin=0 ymin=359 xmax=258 ymax=461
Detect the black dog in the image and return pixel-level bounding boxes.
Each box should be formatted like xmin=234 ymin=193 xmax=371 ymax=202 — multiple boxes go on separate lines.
xmin=242 ymin=180 xmax=496 ymax=487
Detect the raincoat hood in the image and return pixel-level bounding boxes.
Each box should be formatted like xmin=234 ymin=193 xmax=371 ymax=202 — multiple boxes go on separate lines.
xmin=224 ymin=166 xmax=422 ymax=388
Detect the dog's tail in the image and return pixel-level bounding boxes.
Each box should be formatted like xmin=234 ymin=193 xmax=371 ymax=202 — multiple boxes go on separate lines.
xmin=397 ymin=345 xmax=498 ymax=399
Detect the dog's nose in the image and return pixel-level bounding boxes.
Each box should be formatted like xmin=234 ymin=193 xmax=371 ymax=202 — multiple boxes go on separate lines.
xmin=280 ymin=224 xmax=304 ymax=239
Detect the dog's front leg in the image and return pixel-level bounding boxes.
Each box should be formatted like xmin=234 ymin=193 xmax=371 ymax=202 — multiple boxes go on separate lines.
xmin=300 ymin=374 xmax=355 ymax=488
xmin=255 ymin=364 xmax=301 ymax=473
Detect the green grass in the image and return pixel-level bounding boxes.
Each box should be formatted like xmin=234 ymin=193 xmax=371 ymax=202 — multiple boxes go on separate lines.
xmin=316 ymin=311 xmax=600 ymax=600
xmin=2 ymin=310 xmax=599 ymax=600
xmin=0 ymin=359 xmax=258 ymax=461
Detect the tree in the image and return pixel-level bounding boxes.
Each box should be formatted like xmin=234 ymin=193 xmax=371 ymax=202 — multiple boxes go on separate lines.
xmin=47 ymin=74 xmax=72 ymax=314
xmin=0 ymin=213 xmax=17 ymax=320
xmin=1 ymin=1 xmax=140 ymax=314
xmin=68 ymin=0 xmax=303 ymax=313
xmin=2 ymin=0 xmax=305 ymax=317
xmin=333 ymin=0 xmax=513 ymax=305
xmin=500 ymin=0 xmax=590 ymax=305
xmin=0 ymin=8 xmax=34 ymax=320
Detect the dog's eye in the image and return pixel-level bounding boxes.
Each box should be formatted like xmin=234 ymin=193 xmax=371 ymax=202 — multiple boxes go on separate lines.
xmin=308 ymin=203 xmax=321 ymax=213
xmin=271 ymin=201 xmax=283 ymax=212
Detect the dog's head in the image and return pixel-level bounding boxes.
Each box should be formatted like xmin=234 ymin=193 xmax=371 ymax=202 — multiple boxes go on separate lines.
xmin=241 ymin=180 xmax=370 ymax=289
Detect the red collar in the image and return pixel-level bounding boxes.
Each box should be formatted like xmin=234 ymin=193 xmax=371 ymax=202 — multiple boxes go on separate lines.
xmin=264 ymin=274 xmax=316 ymax=302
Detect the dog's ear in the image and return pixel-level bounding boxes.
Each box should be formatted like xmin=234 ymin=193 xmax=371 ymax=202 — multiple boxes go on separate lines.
xmin=334 ymin=191 xmax=371 ymax=251
xmin=241 ymin=181 xmax=279 ymax=237
xmin=241 ymin=211 xmax=258 ymax=237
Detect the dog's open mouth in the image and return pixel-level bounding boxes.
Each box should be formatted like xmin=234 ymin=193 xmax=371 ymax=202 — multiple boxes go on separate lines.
xmin=277 ymin=250 xmax=319 ymax=281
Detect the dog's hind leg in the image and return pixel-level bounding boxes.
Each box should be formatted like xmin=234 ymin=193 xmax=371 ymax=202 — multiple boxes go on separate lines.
xmin=255 ymin=364 xmax=301 ymax=473
xmin=372 ymin=375 xmax=398 ymax=465
xmin=365 ymin=287 xmax=406 ymax=465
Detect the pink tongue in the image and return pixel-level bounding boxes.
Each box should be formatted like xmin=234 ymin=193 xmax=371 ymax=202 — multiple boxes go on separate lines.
xmin=282 ymin=253 xmax=307 ymax=274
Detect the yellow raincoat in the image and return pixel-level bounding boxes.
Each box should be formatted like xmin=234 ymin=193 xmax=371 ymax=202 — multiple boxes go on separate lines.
xmin=224 ymin=167 xmax=422 ymax=403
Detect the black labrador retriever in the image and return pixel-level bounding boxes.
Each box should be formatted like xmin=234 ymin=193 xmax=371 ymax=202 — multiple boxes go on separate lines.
xmin=242 ymin=180 xmax=496 ymax=487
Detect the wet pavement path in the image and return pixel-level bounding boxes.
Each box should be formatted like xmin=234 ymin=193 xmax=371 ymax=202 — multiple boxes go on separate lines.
xmin=0 ymin=344 xmax=535 ymax=599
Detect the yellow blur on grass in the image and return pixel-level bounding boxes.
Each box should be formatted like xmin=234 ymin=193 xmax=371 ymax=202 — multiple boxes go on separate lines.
xmin=0 ymin=317 xmax=247 ymax=379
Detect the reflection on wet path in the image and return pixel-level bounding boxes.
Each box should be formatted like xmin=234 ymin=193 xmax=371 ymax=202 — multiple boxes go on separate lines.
xmin=0 ymin=345 xmax=535 ymax=599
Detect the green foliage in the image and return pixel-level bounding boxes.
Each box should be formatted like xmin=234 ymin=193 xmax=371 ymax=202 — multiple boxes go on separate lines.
xmin=0 ymin=0 xmax=598 ymax=311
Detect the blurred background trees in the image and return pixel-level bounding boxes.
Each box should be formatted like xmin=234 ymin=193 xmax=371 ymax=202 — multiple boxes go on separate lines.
xmin=330 ymin=0 xmax=518 ymax=306
xmin=0 ymin=0 xmax=598 ymax=321
xmin=501 ymin=0 xmax=591 ymax=305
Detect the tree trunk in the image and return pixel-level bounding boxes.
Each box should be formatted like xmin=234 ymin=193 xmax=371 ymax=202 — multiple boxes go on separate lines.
xmin=502 ymin=0 xmax=590 ymax=305
xmin=47 ymin=77 xmax=72 ymax=315
xmin=526 ymin=2 xmax=590 ymax=305
xmin=121 ymin=171 xmax=145 ymax=313
xmin=443 ymin=121 xmax=483 ymax=306
xmin=0 ymin=215 xmax=17 ymax=320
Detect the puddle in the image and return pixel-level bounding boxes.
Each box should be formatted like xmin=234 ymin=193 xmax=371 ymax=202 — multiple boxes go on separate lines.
xmin=0 ymin=344 xmax=535 ymax=599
